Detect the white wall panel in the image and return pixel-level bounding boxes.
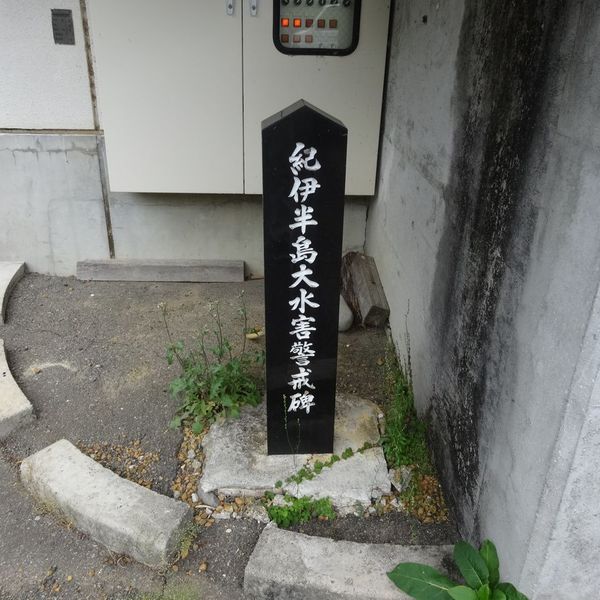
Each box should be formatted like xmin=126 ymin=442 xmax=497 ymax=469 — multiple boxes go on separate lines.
xmin=88 ymin=0 xmax=244 ymax=193
xmin=0 ymin=0 xmax=94 ymax=129
xmin=242 ymin=0 xmax=391 ymax=195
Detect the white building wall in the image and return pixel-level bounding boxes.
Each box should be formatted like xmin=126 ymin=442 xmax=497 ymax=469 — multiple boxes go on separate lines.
xmin=0 ymin=0 xmax=94 ymax=129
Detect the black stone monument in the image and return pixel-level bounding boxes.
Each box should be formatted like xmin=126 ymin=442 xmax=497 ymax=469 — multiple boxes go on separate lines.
xmin=262 ymin=100 xmax=347 ymax=455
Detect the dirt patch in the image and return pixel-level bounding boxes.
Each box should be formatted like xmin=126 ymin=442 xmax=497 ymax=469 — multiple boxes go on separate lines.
xmin=0 ymin=274 xmax=455 ymax=599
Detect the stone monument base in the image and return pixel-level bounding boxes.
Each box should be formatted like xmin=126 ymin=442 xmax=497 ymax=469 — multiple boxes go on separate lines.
xmin=198 ymin=394 xmax=391 ymax=512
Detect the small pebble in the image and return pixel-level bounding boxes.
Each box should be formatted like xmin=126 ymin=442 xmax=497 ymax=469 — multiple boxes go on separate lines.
xmin=225 ymin=528 xmax=232 ymax=534
xmin=191 ymin=493 xmax=199 ymax=503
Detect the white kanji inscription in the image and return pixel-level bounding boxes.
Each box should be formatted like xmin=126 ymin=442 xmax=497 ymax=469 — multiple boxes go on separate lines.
xmin=290 ymin=341 xmax=315 ymax=366
xmin=289 ymin=142 xmax=322 ymax=176
xmin=288 ymin=366 xmax=315 ymax=391
xmin=289 ymin=288 xmax=320 ymax=314
xmin=289 ymin=205 xmax=318 ymax=235
xmin=290 ymin=263 xmax=319 ymax=289
xmin=288 ymin=176 xmax=321 ymax=203
xmin=290 ymin=314 xmax=316 ymax=340
xmin=288 ymin=391 xmax=316 ymax=414
xmin=290 ymin=236 xmax=317 ymax=265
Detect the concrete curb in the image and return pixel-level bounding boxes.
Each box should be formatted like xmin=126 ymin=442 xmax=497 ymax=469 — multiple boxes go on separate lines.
xmin=0 ymin=261 xmax=25 ymax=323
xmin=20 ymin=439 xmax=193 ymax=568
xmin=0 ymin=338 xmax=33 ymax=439
xmin=244 ymin=525 xmax=454 ymax=600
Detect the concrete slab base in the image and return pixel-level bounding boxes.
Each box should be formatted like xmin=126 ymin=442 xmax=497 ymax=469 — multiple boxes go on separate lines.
xmin=20 ymin=439 xmax=193 ymax=568
xmin=0 ymin=261 xmax=25 ymax=323
xmin=243 ymin=524 xmax=454 ymax=600
xmin=199 ymin=395 xmax=391 ymax=511
xmin=0 ymin=338 xmax=33 ymax=439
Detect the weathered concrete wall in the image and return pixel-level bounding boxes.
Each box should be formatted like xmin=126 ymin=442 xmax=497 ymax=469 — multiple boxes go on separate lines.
xmin=109 ymin=194 xmax=368 ymax=279
xmin=0 ymin=133 xmax=367 ymax=277
xmin=366 ymin=0 xmax=464 ymax=408
xmin=368 ymin=0 xmax=600 ymax=596
xmin=0 ymin=0 xmax=94 ymax=129
xmin=0 ymin=134 xmax=110 ymax=275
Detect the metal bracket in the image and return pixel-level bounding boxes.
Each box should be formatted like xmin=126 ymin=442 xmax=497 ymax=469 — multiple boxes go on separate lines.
xmin=226 ymin=0 xmax=234 ymax=15
xmin=250 ymin=0 xmax=258 ymax=16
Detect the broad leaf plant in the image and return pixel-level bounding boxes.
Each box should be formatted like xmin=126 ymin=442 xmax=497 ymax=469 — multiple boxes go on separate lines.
xmin=388 ymin=540 xmax=528 ymax=600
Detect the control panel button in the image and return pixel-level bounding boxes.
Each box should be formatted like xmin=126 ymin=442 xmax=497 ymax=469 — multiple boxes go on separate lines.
xmin=276 ymin=0 xmax=361 ymax=55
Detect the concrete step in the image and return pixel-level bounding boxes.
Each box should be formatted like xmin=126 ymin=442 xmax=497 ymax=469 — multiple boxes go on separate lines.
xmin=244 ymin=525 xmax=453 ymax=600
xmin=20 ymin=439 xmax=193 ymax=568
xmin=0 ymin=261 xmax=25 ymax=323
xmin=0 ymin=338 xmax=33 ymax=439
xmin=77 ymin=258 xmax=245 ymax=282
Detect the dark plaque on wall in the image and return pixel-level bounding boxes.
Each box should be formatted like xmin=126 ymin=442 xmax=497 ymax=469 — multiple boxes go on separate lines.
xmin=51 ymin=9 xmax=75 ymax=45
xmin=262 ymin=100 xmax=347 ymax=455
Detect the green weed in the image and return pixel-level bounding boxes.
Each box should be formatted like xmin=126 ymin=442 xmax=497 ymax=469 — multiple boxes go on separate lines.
xmin=266 ymin=495 xmax=336 ymax=528
xmin=381 ymin=336 xmax=432 ymax=474
xmin=161 ymin=295 xmax=264 ymax=433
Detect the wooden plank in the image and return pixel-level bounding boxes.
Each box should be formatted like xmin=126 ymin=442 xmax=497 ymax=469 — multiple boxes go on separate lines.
xmin=76 ymin=259 xmax=244 ymax=283
xmin=342 ymin=253 xmax=390 ymax=327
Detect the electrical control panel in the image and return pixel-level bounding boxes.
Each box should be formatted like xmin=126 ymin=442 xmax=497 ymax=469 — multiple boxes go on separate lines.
xmin=274 ymin=0 xmax=361 ymax=55
xmin=88 ymin=0 xmax=390 ymax=195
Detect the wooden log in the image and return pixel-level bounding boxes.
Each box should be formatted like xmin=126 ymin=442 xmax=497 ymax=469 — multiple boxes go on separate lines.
xmin=341 ymin=252 xmax=390 ymax=327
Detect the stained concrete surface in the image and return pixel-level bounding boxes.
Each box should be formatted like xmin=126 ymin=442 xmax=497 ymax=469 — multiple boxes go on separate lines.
xmin=366 ymin=1 xmax=600 ymax=595
xmin=0 ymin=274 xmax=455 ymax=599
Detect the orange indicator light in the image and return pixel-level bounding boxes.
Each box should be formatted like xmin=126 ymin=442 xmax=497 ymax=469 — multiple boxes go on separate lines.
xmin=293 ymin=18 xmax=302 ymax=28
xmin=281 ymin=18 xmax=290 ymax=27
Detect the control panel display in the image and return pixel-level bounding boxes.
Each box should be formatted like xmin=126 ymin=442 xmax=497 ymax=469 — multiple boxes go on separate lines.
xmin=274 ymin=0 xmax=361 ymax=56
